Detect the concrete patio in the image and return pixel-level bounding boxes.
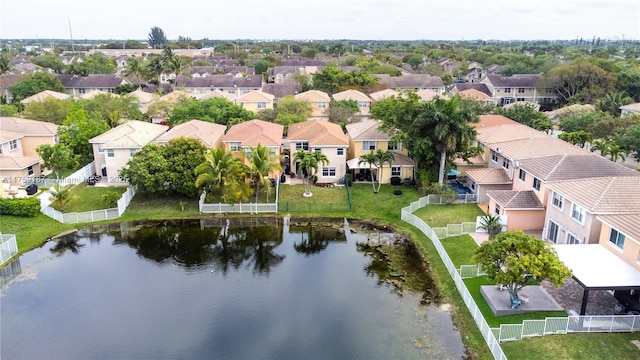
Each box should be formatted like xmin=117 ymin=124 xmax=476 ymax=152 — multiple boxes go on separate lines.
xmin=481 ymin=284 xmax=565 ymax=316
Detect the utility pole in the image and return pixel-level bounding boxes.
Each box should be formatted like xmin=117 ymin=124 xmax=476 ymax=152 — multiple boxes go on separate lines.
xmin=68 ymin=16 xmax=75 ymax=52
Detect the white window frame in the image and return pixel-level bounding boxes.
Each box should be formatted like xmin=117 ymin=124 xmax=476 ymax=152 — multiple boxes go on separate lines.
xmin=551 ymin=192 xmax=564 ymax=210
xmin=504 ymin=87 xmax=512 ymax=93
xmin=106 ymin=149 xmax=115 ymax=158
xmin=517 ymin=87 xmax=525 ymax=93
xmin=322 ymin=167 xmax=336 ymax=177
xmin=257 ymin=102 xmax=267 ymax=109
xmin=362 ymin=141 xmax=376 ymax=151
xmin=27 ymin=165 xmax=34 ymax=175
xmin=518 ymin=169 xmax=526 ymax=182
xmin=532 ymin=177 xmax=541 ymax=191
xmin=502 ymin=158 xmax=510 ymax=169
xmin=317 ymin=102 xmax=327 ymax=109
xmin=336 ymin=148 xmax=344 ymax=156
xmin=9 ymin=139 xmax=18 ymax=151
xmin=566 ymin=232 xmax=580 ymax=245
xmin=230 ymin=142 xmax=241 ymax=151
xmin=490 ymin=150 xmax=498 ymax=163
xmin=494 ymin=203 xmax=501 ymax=215
xmin=391 ymin=166 xmax=401 ymax=177
xmin=98 ymin=144 xmax=105 ymax=153
xmin=609 ymin=229 xmax=625 ymax=250
xmin=357 ymin=101 xmax=368 ymax=108
xmin=547 ymin=219 xmax=560 ymax=243
xmin=571 ymin=203 xmax=586 ymax=225
xmin=295 ymin=142 xmax=309 ymax=151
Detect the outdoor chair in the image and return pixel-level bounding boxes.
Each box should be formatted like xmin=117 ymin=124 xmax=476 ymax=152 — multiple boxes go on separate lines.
xmin=509 ymin=293 xmax=522 ymax=309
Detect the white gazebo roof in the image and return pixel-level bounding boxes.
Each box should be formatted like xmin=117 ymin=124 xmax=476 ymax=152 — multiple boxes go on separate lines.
xmin=346 ymin=158 xmax=377 ymax=170
xmin=554 ymin=244 xmax=640 ymax=289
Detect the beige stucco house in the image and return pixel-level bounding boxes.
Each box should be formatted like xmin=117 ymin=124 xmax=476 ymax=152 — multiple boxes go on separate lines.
xmin=596 ymin=214 xmax=640 ymax=271
xmin=154 ymin=119 xmax=226 ymax=149
xmin=486 ymin=190 xmax=545 ymax=231
xmin=90 ymin=120 xmax=168 ymax=185
xmin=332 ymin=89 xmax=372 ymax=117
xmin=223 ymin=120 xmax=284 ymax=171
xmin=287 ymin=120 xmax=349 ymax=184
xmin=345 ymin=119 xmax=414 ymax=184
xmin=20 ymin=90 xmax=71 ymax=104
xmin=235 ymin=90 xmax=275 ymax=114
xmin=480 ymin=73 xmax=556 ymax=107
xmin=294 ymin=90 xmax=331 ymax=119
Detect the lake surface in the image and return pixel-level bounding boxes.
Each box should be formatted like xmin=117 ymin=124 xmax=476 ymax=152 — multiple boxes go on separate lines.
xmin=1 ymin=218 xmax=465 ymax=359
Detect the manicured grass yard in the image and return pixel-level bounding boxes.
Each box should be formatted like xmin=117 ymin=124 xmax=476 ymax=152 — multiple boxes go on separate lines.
xmin=0 ymin=214 xmax=75 ymax=253
xmin=50 ymin=183 xmax=127 ymax=213
xmin=413 ymin=203 xmax=486 ymax=227
xmin=441 ymin=234 xmax=480 ymax=268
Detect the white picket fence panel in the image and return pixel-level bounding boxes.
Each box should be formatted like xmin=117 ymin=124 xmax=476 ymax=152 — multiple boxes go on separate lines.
xmin=0 ymin=234 xmax=18 ymax=265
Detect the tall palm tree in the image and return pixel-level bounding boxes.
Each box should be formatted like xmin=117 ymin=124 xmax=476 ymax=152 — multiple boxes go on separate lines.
xmin=293 ymin=150 xmax=328 ymax=197
xmin=358 ymin=151 xmax=378 ymax=193
xmin=122 ymin=57 xmax=144 ymax=89
xmin=48 ymin=183 xmax=78 ymax=212
xmin=375 ymin=149 xmax=395 ymax=192
xmin=247 ymin=144 xmax=282 ymax=203
xmin=0 ymin=55 xmax=11 ymax=76
xmin=195 ymin=148 xmax=246 ymax=203
xmin=419 ymin=96 xmax=478 ymax=184
xmin=591 ymin=139 xmax=627 ymax=162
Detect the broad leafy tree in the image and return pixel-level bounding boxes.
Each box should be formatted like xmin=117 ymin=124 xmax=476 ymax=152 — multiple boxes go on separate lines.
xmin=30 ymin=54 xmax=65 ymax=73
xmin=120 ymin=143 xmax=170 ymax=197
xmin=78 ymin=93 xmax=143 ymax=126
xmin=23 ymin=98 xmax=74 ymax=124
xmin=36 ymin=143 xmax=80 ymax=178
xmin=274 ymin=95 xmax=312 ymax=129
xmin=168 ymin=97 xmax=254 ymax=126
xmin=58 ymin=105 xmax=110 ymax=165
xmin=66 ymin=53 xmax=116 ymax=75
xmin=311 ymin=65 xmax=378 ymax=93
xmin=8 ymin=72 xmax=66 ymax=103
xmin=538 ymin=59 xmax=616 ymax=105
xmin=615 ymin=124 xmax=640 ymax=159
xmin=327 ymin=99 xmax=359 ymax=124
xmin=148 ymin=27 xmax=168 ymax=49
xmin=474 ymin=230 xmax=572 ymax=297
xmin=495 ymin=104 xmax=552 ymax=133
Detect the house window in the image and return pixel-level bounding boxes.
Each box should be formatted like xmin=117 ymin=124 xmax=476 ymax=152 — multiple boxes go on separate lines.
xmin=518 ymin=169 xmax=526 ymax=181
xmin=268 ymin=147 xmax=276 ymax=156
xmin=387 ymin=141 xmax=402 ymax=151
xmin=78 ymin=88 xmax=86 ymax=94
xmin=317 ymin=102 xmax=327 ymax=109
xmin=551 ymin=192 xmax=564 ymax=210
xmin=609 ymin=229 xmax=625 ymax=249
xmin=470 ymin=182 xmax=476 ymax=190
xmin=242 ymin=89 xmax=250 ymax=94
xmin=517 ymin=88 xmax=525 ymax=93
xmin=547 ymin=220 xmax=559 ymax=243
xmin=322 ymin=167 xmax=336 ymax=177
xmin=314 ymin=148 xmax=322 ymax=154
xmin=130 ymin=149 xmax=137 ymax=157
xmin=228 ymin=89 xmax=236 ymax=94
xmin=391 ymin=166 xmax=401 ymax=177
xmin=504 ymin=87 xmax=512 ymax=93
xmin=107 ymin=149 xmax=115 ymax=158
xmin=358 ymin=101 xmax=368 ymax=108
xmin=337 ymin=148 xmax=344 ymax=156
xmin=566 ymin=233 xmax=580 ymax=245
xmin=362 ymin=141 xmax=376 ymax=151
xmin=107 ymin=88 xmax=114 ymax=93
xmin=27 ymin=166 xmax=34 ymax=175
xmin=490 ymin=150 xmax=498 ymax=162
xmin=295 ymin=142 xmax=309 ymax=151
xmin=532 ymin=177 xmax=541 ymax=191
xmin=571 ymin=203 xmax=585 ymax=224
xmin=230 ymin=142 xmax=241 ymax=151
xmin=0 ymin=144 xmax=3 ymax=155
xmin=502 ymin=158 xmax=510 ymax=169
xmin=494 ymin=203 xmax=501 ymax=215
xmin=9 ymin=139 xmax=18 ymax=151
xmin=98 ymin=144 xmax=105 ymax=153
xmin=257 ymin=102 xmax=267 ymax=109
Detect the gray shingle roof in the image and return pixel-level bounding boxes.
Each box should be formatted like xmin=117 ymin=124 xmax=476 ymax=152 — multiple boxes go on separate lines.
xmin=375 ymin=74 xmax=445 ymax=89
xmin=486 ymin=190 xmax=544 ymax=209
xmin=175 ymin=75 xmax=263 ymax=88
xmin=262 ymin=84 xmax=298 ymax=99
xmin=485 ymin=74 xmax=541 ymax=88
xmin=454 ymin=83 xmax=492 ymax=97
xmin=58 ymin=74 xmax=127 ymax=88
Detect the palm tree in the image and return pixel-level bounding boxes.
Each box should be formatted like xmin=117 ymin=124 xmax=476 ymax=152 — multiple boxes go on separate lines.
xmin=358 ymin=151 xmax=378 ymax=193
xmin=293 ymin=150 xmax=328 ymax=197
xmin=0 ymin=55 xmax=11 ymax=76
xmin=122 ymin=57 xmax=144 ymax=89
xmin=419 ymin=96 xmax=478 ymax=184
xmin=247 ymin=144 xmax=282 ymax=203
xmin=595 ymin=91 xmax=633 ymax=117
xmin=49 ymin=183 xmax=78 ymax=212
xmin=591 ymin=140 xmax=627 ymax=163
xmin=195 ymin=148 xmax=246 ymax=203
xmin=477 ymin=214 xmax=503 ymax=240
xmin=375 ymin=149 xmax=395 ymax=192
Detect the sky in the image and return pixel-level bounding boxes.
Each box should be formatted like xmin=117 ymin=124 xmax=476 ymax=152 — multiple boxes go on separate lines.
xmin=1 ymin=0 xmax=639 ymax=41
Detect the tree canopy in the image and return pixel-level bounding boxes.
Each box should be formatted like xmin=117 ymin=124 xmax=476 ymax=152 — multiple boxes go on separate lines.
xmin=148 ymin=27 xmax=168 ymax=48
xmin=474 ymin=230 xmax=572 ymax=297
xmin=8 ymin=72 xmax=66 ymax=102
xmin=538 ymin=59 xmax=617 ymax=105
xmin=168 ymin=97 xmax=255 ymax=126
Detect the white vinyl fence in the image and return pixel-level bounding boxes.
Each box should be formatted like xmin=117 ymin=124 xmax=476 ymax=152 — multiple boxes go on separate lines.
xmin=0 ymin=234 xmax=18 ymax=265
xmin=432 ymin=221 xmax=477 ymax=239
xmin=459 ymin=264 xmax=487 ymax=279
xmin=199 ymin=177 xmax=280 ymax=214
xmin=23 ymin=161 xmax=95 ymax=188
xmin=40 ymin=186 xmax=136 ymax=224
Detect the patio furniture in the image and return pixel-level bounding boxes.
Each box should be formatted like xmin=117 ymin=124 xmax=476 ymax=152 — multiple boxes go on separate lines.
xmin=519 ymin=293 xmax=529 ymax=304
xmin=496 ymin=284 xmax=506 ymax=291
xmin=509 ymin=293 xmax=522 ymax=309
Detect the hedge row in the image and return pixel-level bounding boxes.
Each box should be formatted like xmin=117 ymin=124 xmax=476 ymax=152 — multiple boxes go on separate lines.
xmin=0 ymin=197 xmax=40 ymax=217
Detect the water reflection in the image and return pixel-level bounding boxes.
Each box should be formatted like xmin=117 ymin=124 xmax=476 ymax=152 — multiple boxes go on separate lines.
xmin=290 ymin=220 xmax=346 ymax=256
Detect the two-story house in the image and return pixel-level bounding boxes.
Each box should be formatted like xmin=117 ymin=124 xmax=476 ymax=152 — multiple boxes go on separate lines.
xmin=174 ymin=75 xmax=263 ymax=98
xmin=223 ymin=120 xmax=284 ymax=176
xmin=375 ymin=74 xmax=446 ymax=94
xmin=89 ymin=120 xmax=168 ymax=185
xmin=154 ymin=119 xmax=226 ymax=149
xmin=294 ymin=90 xmax=331 ymax=119
xmin=20 ymin=90 xmax=71 ymax=104
xmin=368 ymin=89 xmax=401 ymax=102
xmin=287 ymin=120 xmax=348 ymax=184
xmin=480 ymin=73 xmax=556 ymax=107
xmin=0 ymin=117 xmax=59 ymax=185
xmin=332 ymin=89 xmax=372 ymax=118
xmin=235 ymin=90 xmax=275 ymax=114
xmin=345 ymin=119 xmax=414 ymax=183
xmin=58 ymin=74 xmax=130 ymax=98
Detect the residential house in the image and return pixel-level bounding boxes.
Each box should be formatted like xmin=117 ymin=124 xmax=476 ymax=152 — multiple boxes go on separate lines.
xmin=267 ymin=66 xmax=300 ymax=84
xmin=458 ymin=89 xmax=495 ymax=105
xmin=543 ymin=176 xmax=640 ymax=245
xmin=368 ymin=89 xmax=401 ymax=102
xmin=596 ymin=214 xmax=640 ymax=271
xmin=332 ymin=89 xmax=372 ymax=118
xmin=287 ymin=120 xmax=349 ymax=184
xmin=345 ymin=119 xmax=414 ymax=183
xmin=235 ymin=90 xmax=275 ymax=114
xmin=486 ymin=190 xmax=545 ymax=231
xmin=0 ymin=117 xmax=59 ymax=185
xmin=415 ymin=89 xmax=446 ymax=102
xmin=174 ymin=75 xmax=263 ymax=98
xmin=223 ymin=120 xmax=284 ymax=175
xmin=480 ymin=73 xmax=556 ymax=107
xmin=375 ymin=74 xmax=446 ymax=94
xmin=262 ymin=83 xmax=298 ymax=100
xmin=450 ymin=83 xmax=493 ymax=98
xmin=127 ymin=89 xmax=158 ymax=114
xmin=0 ymin=74 xmax=26 ymax=103
xmin=620 ymin=103 xmax=640 ymax=117
xmin=294 ymin=90 xmax=331 ymax=119
xmin=154 ymin=119 xmax=226 ymax=149
xmin=20 ymin=90 xmax=71 ymax=104
xmin=58 ymin=74 xmax=130 ymax=97
xmin=89 ymin=120 xmax=168 ymax=185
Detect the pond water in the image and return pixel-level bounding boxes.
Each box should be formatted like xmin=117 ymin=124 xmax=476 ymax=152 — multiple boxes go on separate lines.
xmin=1 ymin=217 xmax=465 ymax=359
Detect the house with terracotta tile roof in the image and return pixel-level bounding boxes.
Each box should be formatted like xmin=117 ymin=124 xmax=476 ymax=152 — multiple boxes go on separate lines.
xmin=235 ymin=90 xmax=275 ymax=114
xmin=127 ymin=89 xmax=158 ymax=114
xmin=223 ymin=120 xmax=284 ymax=168
xmin=0 ymin=117 xmax=59 ymax=185
xmin=465 ymin=168 xmax=512 ymax=203
xmin=90 ymin=120 xmax=168 ymax=185
xmin=294 ymin=90 xmax=331 ymax=119
xmin=287 ymin=120 xmax=348 ymax=184
xmin=415 ymin=89 xmax=446 ymax=102
xmin=457 ymin=89 xmax=495 ymax=105
xmin=543 ymin=176 xmax=640 ymax=246
xmin=596 ymin=214 xmax=640 ymax=271
xmin=332 ymin=89 xmax=372 ymax=117
xmin=345 ymin=119 xmax=414 ymax=184
xmin=486 ymin=190 xmax=545 ymax=231
xmin=155 ymin=120 xmax=226 ymax=149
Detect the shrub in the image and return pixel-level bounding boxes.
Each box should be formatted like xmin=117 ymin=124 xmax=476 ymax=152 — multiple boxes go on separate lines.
xmin=0 ymin=197 xmax=41 ymax=217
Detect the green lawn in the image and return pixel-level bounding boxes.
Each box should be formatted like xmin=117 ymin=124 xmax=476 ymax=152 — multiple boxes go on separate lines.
xmin=441 ymin=234 xmax=480 ymax=268
xmin=0 ymin=214 xmax=75 ymax=253
xmin=278 ymin=184 xmax=352 ymax=213
xmin=50 ymin=183 xmax=127 ymax=213
xmin=118 ymin=194 xmax=201 ymax=221
xmin=413 ymin=203 xmax=486 ymax=227
xmin=501 ymin=332 xmax=640 ymax=360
